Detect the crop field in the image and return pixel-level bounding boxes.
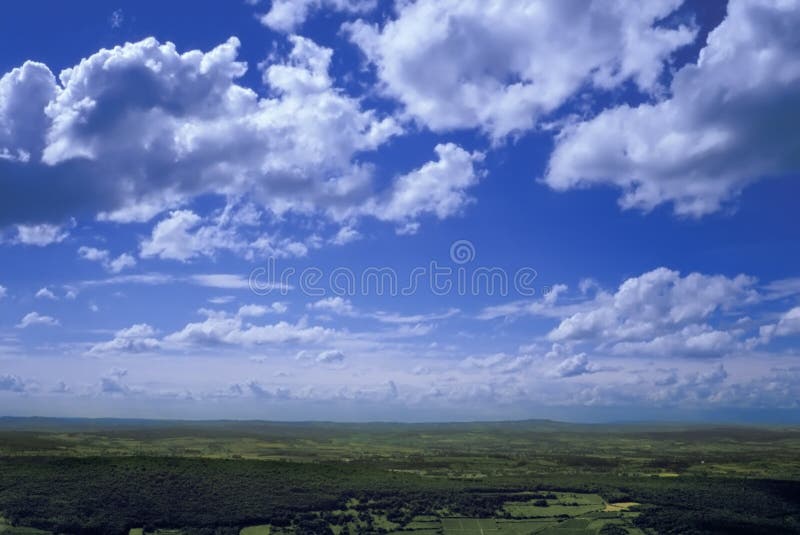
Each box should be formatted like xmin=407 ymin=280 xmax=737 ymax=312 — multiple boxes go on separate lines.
xmin=0 ymin=418 xmax=799 ymax=533
xmin=441 ymin=517 xmax=499 ymax=533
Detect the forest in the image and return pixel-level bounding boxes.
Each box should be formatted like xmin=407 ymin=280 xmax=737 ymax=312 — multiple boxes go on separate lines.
xmin=1 ymin=418 xmax=799 ymax=534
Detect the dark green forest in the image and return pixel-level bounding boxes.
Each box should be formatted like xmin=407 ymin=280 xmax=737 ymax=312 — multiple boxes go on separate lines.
xmin=1 ymin=418 xmax=799 ymax=534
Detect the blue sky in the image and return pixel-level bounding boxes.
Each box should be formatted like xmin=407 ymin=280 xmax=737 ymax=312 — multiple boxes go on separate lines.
xmin=1 ymin=0 xmax=799 ymax=422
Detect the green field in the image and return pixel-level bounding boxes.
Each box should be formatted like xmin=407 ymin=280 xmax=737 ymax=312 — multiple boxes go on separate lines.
xmin=0 ymin=418 xmax=799 ymax=534
xmin=239 ymin=527 xmax=270 ymax=535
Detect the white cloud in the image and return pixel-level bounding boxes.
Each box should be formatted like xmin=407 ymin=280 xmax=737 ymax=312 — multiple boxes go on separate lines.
xmin=140 ymin=210 xmax=240 ymax=261
xmin=759 ymin=306 xmax=800 ymax=343
xmin=242 ymin=234 xmax=303 ymax=260
xmin=762 ymin=277 xmax=800 ymax=301
xmin=0 ymin=285 xmax=6 ymax=299
xmin=0 ymin=374 xmax=29 ymax=392
xmin=307 ymin=297 xmax=458 ymax=327
xmin=238 ymin=303 xmax=288 ymax=317
xmin=260 ymin=0 xmax=375 ymax=33
xmin=164 ymin=309 xmax=333 ymax=348
xmin=308 ymin=296 xmax=356 ymax=316
xmin=330 ymin=225 xmax=361 ymax=245
xmin=35 ymin=287 xmax=57 ymax=300
xmin=1 ymin=35 xmax=401 ymax=227
xmin=140 ymin=208 xmax=311 ymax=262
xmin=478 ymin=283 xmax=569 ymax=320
xmin=551 ymin=353 xmax=597 ymax=378
xmin=648 ymin=364 xmax=729 ymax=405
xmin=545 ymin=0 xmax=800 ymax=216
xmin=208 ymin=295 xmax=235 ymax=305
xmin=0 ymin=61 xmax=56 ymax=162
xmin=347 ymin=0 xmax=695 ymax=139
xmin=76 ymin=271 xmax=290 ymax=292
xmin=89 ymin=324 xmax=161 ymax=355
xmin=51 ymin=381 xmax=70 ymax=394
xmin=612 ymin=324 xmax=738 ymax=358
xmin=559 ymin=363 xmax=734 ymax=407
xmin=15 ymin=223 xmax=69 ymax=246
xmin=461 ymin=352 xmax=534 ymax=375
xmin=100 ymin=368 xmax=130 ymax=395
xmin=370 ymin=308 xmax=459 ymax=325
xmin=16 ymin=311 xmax=60 ymax=328
xmin=223 ymin=381 xmax=292 ymax=400
xmin=2 ymin=34 xmax=499 ymax=238
xmin=771 ymin=307 xmax=800 ymax=338
xmin=365 ymin=143 xmax=484 ymax=232
xmin=78 ymin=273 xmax=174 ymax=288
xmin=480 ymin=267 xmax=760 ymax=361
xmin=314 ymin=349 xmax=346 ymax=364
xmin=77 ymin=246 xmax=107 ymax=263
xmin=189 ymin=274 xmax=251 ymax=290
xmin=108 ymin=253 xmax=136 ymax=273
xmin=547 ymin=268 xmax=756 ymax=344
xmin=78 ymin=246 xmax=136 ymax=273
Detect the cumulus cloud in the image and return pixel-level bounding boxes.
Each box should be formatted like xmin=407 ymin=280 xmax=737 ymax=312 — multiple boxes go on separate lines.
xmin=545 ymin=0 xmax=800 ymax=216
xmin=100 ymin=368 xmax=130 ymax=395
xmin=35 ymin=287 xmax=57 ymax=300
xmin=108 ymin=254 xmax=136 ymax=273
xmin=89 ymin=324 xmax=161 ymax=355
xmin=164 ymin=308 xmax=333 ymax=348
xmin=481 ymin=267 xmax=759 ymax=360
xmin=551 ymin=353 xmax=597 ymax=378
xmin=547 ymin=268 xmax=756 ymax=345
xmin=648 ymin=364 xmax=729 ymax=405
xmin=230 ymin=381 xmax=292 ymax=400
xmin=347 ymin=0 xmax=695 ymax=139
xmin=365 ymin=143 xmax=484 ymax=232
xmin=51 ymin=381 xmax=71 ymax=394
xmin=0 ymin=374 xmax=29 ymax=392
xmin=759 ymin=306 xmax=800 ymax=343
xmin=139 ymin=207 xmax=309 ymax=262
xmin=0 ymin=61 xmax=57 ymax=162
xmin=308 ymin=296 xmax=356 ymax=316
xmin=462 ymin=353 xmax=534 ymax=375
xmin=260 ymin=0 xmax=375 ymax=33
xmin=16 ymin=311 xmax=60 ymax=328
xmin=140 ymin=210 xmax=242 ymax=261
xmin=612 ymin=324 xmax=738 ymax=358
xmin=78 ymin=246 xmax=136 ymax=273
xmin=563 ymin=363 xmax=733 ymax=407
xmin=330 ymin=225 xmax=361 ymax=245
xmin=87 ymin=304 xmax=305 ymax=353
xmin=0 ymin=285 xmax=6 ymax=299
xmin=0 ymin=35 xmax=401 ymax=228
xmin=14 ymin=222 xmax=69 ymax=246
xmin=314 ymin=349 xmax=346 ymax=364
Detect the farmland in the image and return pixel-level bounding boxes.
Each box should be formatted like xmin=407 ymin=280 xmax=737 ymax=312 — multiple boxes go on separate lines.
xmin=0 ymin=418 xmax=799 ymax=533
